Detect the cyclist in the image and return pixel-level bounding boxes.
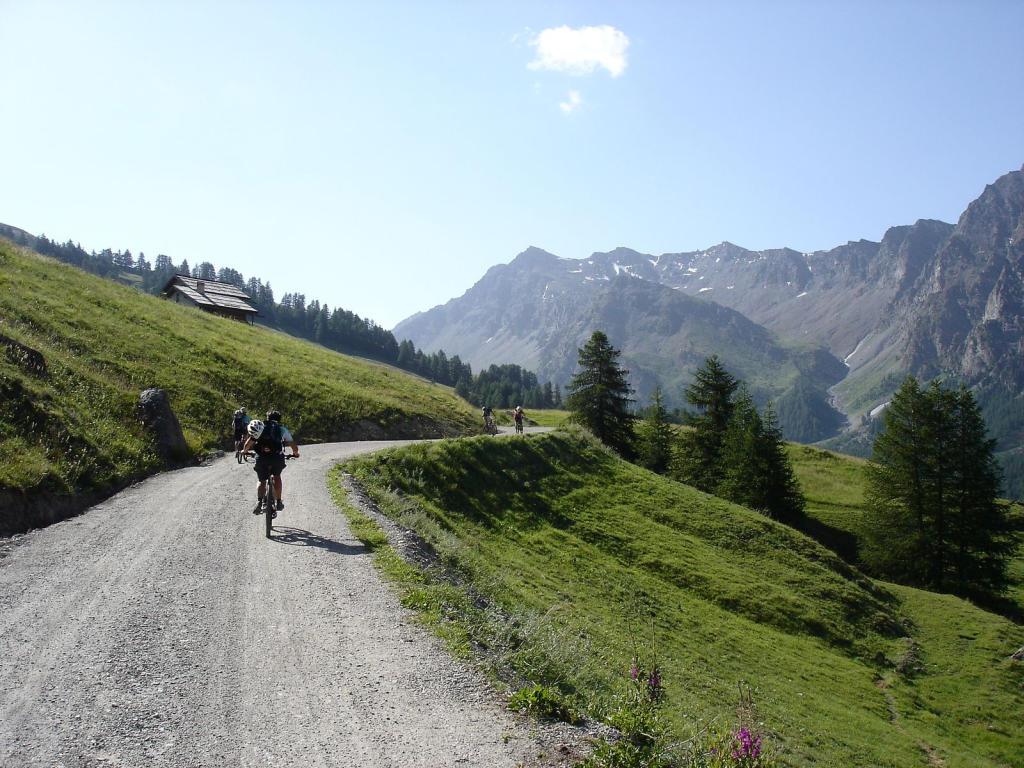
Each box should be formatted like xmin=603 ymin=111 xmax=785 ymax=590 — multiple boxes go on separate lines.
xmin=231 ymin=407 xmax=250 ymax=463
xmin=242 ymin=410 xmax=299 ymax=517
xmin=513 ymin=405 xmax=524 ymax=433
xmin=482 ymin=405 xmax=494 ymax=431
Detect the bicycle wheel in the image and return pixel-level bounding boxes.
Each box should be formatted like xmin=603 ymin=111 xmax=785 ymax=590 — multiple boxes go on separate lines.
xmin=265 ymin=479 xmax=275 ymax=538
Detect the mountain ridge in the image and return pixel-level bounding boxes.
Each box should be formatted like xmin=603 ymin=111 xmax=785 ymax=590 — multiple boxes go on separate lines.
xmin=394 ymin=166 xmax=1024 ymax=495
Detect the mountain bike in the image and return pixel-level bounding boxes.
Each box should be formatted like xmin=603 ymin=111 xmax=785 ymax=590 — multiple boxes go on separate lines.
xmin=514 ymin=417 xmax=524 ymax=434
xmin=484 ymin=415 xmax=497 ymax=435
xmin=244 ymin=452 xmax=297 ymax=538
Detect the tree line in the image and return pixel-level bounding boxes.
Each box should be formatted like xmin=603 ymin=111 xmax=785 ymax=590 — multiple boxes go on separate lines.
xmin=17 ymin=233 xmax=561 ymax=410
xmin=566 ymin=333 xmax=804 ymax=524
xmin=565 ymin=331 xmax=1015 ymax=603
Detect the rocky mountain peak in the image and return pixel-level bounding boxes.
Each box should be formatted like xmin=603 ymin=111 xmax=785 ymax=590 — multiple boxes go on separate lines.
xmin=394 ymin=165 xmax=1024 ymax=494
xmin=510 ymin=246 xmax=560 ymax=269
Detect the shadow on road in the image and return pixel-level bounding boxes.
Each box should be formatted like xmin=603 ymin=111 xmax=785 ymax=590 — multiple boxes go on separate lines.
xmin=269 ymin=526 xmax=368 ymax=555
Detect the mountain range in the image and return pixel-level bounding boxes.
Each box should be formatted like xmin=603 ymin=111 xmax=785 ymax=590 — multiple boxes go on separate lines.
xmin=395 ymin=166 xmax=1024 ymax=492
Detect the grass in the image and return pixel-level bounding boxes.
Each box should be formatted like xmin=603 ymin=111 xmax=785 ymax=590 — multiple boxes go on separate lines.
xmin=339 ymin=427 xmax=1024 ymax=767
xmin=786 ymin=444 xmax=870 ymax=565
xmin=526 ymin=408 xmax=571 ymax=428
xmin=880 ymin=583 xmax=1024 ymax=766
xmin=788 ymin=442 xmax=1024 ymax=619
xmin=0 ymin=240 xmax=479 ymax=510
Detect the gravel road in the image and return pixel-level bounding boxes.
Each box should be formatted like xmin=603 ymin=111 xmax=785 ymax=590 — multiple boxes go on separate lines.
xmin=0 ymin=440 xmax=591 ymax=767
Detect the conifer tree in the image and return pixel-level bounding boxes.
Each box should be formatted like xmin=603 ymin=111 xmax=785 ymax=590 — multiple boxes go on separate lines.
xmin=636 ymin=385 xmax=674 ymax=473
xmin=864 ymin=377 xmax=1011 ymax=597
xmin=757 ymin=402 xmax=805 ymax=524
xmin=566 ymin=330 xmax=635 ymax=457
xmin=716 ymin=389 xmax=804 ymax=523
xmin=945 ymin=385 xmax=1011 ymax=596
xmin=715 ymin=385 xmax=761 ymax=504
xmin=677 ymin=355 xmax=739 ymax=491
xmin=864 ymin=377 xmax=940 ymax=585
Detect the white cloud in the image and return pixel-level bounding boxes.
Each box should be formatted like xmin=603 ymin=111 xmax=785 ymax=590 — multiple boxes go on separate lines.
xmin=528 ymin=25 xmax=629 ymax=77
xmin=559 ymin=90 xmax=582 ymax=114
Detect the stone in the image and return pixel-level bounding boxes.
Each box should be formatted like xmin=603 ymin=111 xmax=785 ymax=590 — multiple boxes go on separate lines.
xmin=138 ymin=388 xmax=188 ymax=460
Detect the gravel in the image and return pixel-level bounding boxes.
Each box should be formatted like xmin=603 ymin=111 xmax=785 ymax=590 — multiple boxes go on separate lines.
xmin=0 ymin=441 xmax=596 ymax=767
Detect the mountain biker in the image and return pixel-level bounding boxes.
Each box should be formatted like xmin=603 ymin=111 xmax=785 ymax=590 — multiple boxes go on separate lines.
xmin=241 ymin=410 xmax=299 ymax=517
xmin=231 ymin=407 xmax=250 ymax=462
xmin=514 ymin=405 xmax=524 ymax=433
xmin=482 ymin=405 xmax=494 ymax=429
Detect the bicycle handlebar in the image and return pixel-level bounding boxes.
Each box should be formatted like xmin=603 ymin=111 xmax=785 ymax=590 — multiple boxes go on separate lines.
xmin=241 ymin=451 xmax=300 ymax=461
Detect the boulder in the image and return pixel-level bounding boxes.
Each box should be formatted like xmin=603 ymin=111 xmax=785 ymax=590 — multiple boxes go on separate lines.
xmin=138 ymin=388 xmax=188 ymax=460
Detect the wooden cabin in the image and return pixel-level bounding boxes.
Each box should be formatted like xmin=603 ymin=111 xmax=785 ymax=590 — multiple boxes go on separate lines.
xmin=161 ymin=275 xmax=259 ymax=324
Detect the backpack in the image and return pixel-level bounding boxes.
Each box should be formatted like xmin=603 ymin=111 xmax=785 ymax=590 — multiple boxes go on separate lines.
xmin=232 ymin=412 xmax=246 ymax=431
xmin=256 ymin=422 xmax=283 ymax=455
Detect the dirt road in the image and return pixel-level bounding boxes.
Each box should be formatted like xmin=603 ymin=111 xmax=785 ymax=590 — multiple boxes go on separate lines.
xmin=0 ymin=440 xmax=585 ymax=767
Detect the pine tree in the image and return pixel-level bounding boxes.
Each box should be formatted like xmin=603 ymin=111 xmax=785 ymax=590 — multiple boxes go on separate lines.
xmin=715 ymin=389 xmax=804 ymax=522
xmin=864 ymin=377 xmax=933 ymax=584
xmin=753 ymin=402 xmax=805 ymax=524
xmin=946 ymin=385 xmax=1012 ymax=597
xmin=566 ymin=331 xmax=635 ymax=456
xmin=715 ymin=386 xmax=762 ymax=507
xmin=677 ymin=355 xmax=739 ymax=491
xmin=636 ymin=386 xmax=675 ymax=473
xmin=864 ymin=377 xmax=1011 ymax=597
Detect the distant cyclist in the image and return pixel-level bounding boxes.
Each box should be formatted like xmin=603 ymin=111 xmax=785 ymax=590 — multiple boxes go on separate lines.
xmin=242 ymin=410 xmax=299 ymax=517
xmin=514 ymin=405 xmax=524 ymax=434
xmin=482 ymin=405 xmax=494 ymax=431
xmin=231 ymin=407 xmax=250 ymax=463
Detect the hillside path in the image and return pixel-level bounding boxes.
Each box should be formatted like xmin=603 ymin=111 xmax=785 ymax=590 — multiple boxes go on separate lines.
xmin=0 ymin=438 xmax=580 ymax=768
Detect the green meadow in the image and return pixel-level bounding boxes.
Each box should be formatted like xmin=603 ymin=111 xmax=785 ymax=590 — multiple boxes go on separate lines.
xmin=789 ymin=443 xmax=1024 ymax=617
xmin=0 ymin=240 xmax=478 ymax=507
xmin=339 ymin=429 xmax=1023 ymax=768
xmin=525 ymin=408 xmax=571 ymax=428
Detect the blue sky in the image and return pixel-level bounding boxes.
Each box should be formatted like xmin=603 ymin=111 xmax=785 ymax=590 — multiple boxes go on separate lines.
xmin=2 ymin=1 xmax=1022 ymax=330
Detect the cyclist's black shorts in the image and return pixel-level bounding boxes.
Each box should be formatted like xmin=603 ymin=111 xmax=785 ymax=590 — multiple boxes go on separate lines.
xmin=234 ymin=428 xmax=246 ymax=442
xmin=253 ymin=454 xmax=286 ymax=481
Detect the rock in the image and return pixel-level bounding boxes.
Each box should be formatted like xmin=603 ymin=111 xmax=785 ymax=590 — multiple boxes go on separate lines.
xmin=137 ymin=389 xmax=188 ymax=460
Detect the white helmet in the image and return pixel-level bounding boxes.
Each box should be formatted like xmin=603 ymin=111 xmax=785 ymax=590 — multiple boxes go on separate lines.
xmin=247 ymin=419 xmax=265 ymax=439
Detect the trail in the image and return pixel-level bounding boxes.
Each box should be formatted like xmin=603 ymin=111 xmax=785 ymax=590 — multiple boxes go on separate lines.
xmin=0 ymin=439 xmax=582 ymax=767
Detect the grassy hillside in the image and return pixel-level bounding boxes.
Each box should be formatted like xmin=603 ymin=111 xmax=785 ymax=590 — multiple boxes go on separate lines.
xmin=789 ymin=443 xmax=1024 ymax=618
xmin=0 ymin=239 xmax=479 ymax=530
xmin=787 ymin=445 xmax=870 ymax=566
xmin=340 ymin=429 xmax=1023 ymax=767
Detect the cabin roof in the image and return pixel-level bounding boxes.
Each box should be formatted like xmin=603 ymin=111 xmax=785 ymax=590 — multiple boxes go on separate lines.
xmin=161 ymin=275 xmax=259 ymax=314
